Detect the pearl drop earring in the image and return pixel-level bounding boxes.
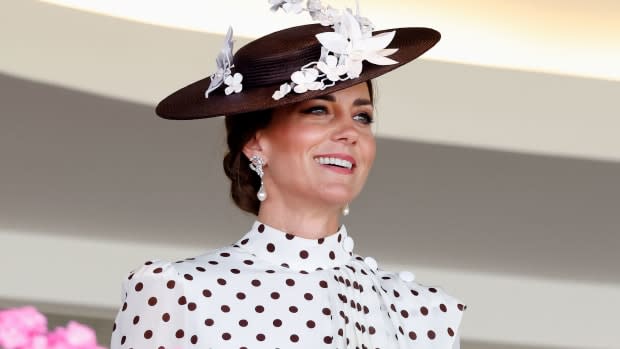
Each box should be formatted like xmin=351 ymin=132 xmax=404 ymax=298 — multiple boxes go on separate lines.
xmin=342 ymin=203 xmax=350 ymax=216
xmin=249 ymin=155 xmax=267 ymax=201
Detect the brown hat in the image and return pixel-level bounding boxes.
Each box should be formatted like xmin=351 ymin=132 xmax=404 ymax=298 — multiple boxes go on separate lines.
xmin=155 ymin=3 xmax=440 ymax=120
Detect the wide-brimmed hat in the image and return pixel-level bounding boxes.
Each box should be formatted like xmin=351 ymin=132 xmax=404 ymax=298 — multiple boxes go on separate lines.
xmin=155 ymin=2 xmax=440 ymax=120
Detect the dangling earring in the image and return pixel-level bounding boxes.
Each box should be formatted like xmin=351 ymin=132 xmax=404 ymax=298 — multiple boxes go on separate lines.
xmin=249 ymin=155 xmax=267 ymax=202
xmin=342 ymin=203 xmax=350 ymax=216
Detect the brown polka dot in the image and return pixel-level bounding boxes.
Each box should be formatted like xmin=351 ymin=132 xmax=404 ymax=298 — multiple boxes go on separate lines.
xmin=112 ymin=322 xmax=116 ymax=331
xmin=153 ymin=267 xmax=163 ymax=274
xmin=230 ymin=268 xmax=240 ymax=274
xmin=290 ymin=334 xmax=299 ymax=342
xmin=217 ymin=278 xmax=227 ymax=285
xmin=134 ymin=282 xmax=143 ymax=292
xmin=322 ymin=307 xmax=331 ymax=315
xmin=144 ymin=330 xmax=153 ymax=339
xmin=299 ymin=250 xmax=309 ymax=259
xmin=427 ymin=330 xmax=436 ymax=339
xmin=166 ymin=280 xmax=175 ymax=289
xmin=204 ymin=318 xmax=214 ymax=326
xmin=220 ymin=252 xmax=230 ymax=257
xmin=256 ymin=333 xmax=266 ymax=341
xmin=420 ymin=306 xmax=429 ymax=315
xmin=448 ymin=327 xmax=455 ymax=336
xmin=258 ymin=224 xmax=265 ymax=232
xmin=401 ymin=310 xmax=409 ymax=318
xmin=188 ymin=302 xmax=197 ymax=311
xmin=222 ymin=332 xmax=231 ymax=340
xmin=304 ymin=292 xmax=313 ymax=300
xmin=411 ymin=289 xmax=419 ymax=296
xmin=120 ymin=336 xmax=126 ymax=345
xmin=203 ymin=289 xmax=212 ymax=297
xmin=240 ymin=238 xmax=249 ymax=244
xmin=162 ymin=313 xmax=170 ymax=322
xmin=144 ymin=261 xmax=153 ymax=265
xmin=251 ymin=279 xmax=261 ymax=287
xmin=178 ymin=296 xmax=187 ymax=305
xmin=319 ymin=280 xmax=328 ymax=288
xmin=329 ymin=251 xmax=335 ymax=259
xmin=237 ymin=292 xmax=246 ymax=299
xmin=286 ymin=278 xmax=295 ymax=286
xmin=184 ymin=273 xmax=193 ymax=281
xmin=323 ymin=336 xmax=333 ymax=344
xmin=289 ymin=305 xmax=298 ymax=313
xmin=239 ymin=319 xmax=248 ymax=327
xmin=458 ymin=303 xmax=465 ymax=311
xmin=148 ymin=297 xmax=157 ymax=306
xmin=369 ymin=326 xmax=376 ymax=335
xmin=255 ymin=305 xmax=264 ymax=313
xmin=221 ymin=305 xmax=230 ymax=312
xmin=191 ymin=335 xmax=198 ymax=344
xmin=440 ymin=303 xmax=447 ymax=312
xmin=409 ymin=331 xmax=417 ymax=340
xmin=243 ymin=259 xmax=254 ymax=265
xmin=429 ymin=287 xmax=438 ymax=293
xmin=271 ymin=291 xmax=280 ymax=299
xmin=266 ymin=243 xmax=275 ymax=252
xmin=306 ymin=320 xmax=316 ymax=328
xmin=121 ymin=302 xmax=127 ymax=311
xmin=196 ymin=266 xmax=206 ymax=272
xmin=285 ymin=233 xmax=295 ymax=240
xmin=393 ymin=289 xmax=400 ymax=297
xmin=273 ymin=318 xmax=282 ymax=327
xmin=176 ymin=329 xmax=184 ymax=338
xmin=318 ymin=237 xmax=325 ymax=244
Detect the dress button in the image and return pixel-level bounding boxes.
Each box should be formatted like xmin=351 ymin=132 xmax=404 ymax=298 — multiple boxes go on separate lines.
xmin=363 ymin=256 xmax=378 ymax=271
xmin=399 ymin=271 xmax=415 ymax=282
xmin=343 ymin=236 xmax=354 ymax=253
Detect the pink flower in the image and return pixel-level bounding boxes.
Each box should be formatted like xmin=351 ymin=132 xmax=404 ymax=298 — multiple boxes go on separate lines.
xmin=0 ymin=306 xmax=106 ymax=349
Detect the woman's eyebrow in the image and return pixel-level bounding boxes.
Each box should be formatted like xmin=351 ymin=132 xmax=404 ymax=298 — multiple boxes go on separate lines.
xmin=312 ymin=95 xmax=373 ymax=107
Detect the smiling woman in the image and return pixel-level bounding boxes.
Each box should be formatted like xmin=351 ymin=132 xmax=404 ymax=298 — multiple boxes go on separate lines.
xmin=111 ymin=1 xmax=465 ymax=349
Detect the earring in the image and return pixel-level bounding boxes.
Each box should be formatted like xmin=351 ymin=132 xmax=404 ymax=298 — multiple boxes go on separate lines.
xmin=342 ymin=203 xmax=350 ymax=216
xmin=249 ymin=155 xmax=267 ymax=201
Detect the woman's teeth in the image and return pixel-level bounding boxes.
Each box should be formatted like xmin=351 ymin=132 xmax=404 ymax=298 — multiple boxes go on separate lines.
xmin=314 ymin=156 xmax=353 ymax=170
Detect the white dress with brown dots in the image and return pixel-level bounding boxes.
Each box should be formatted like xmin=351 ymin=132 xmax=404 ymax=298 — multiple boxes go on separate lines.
xmin=111 ymin=221 xmax=466 ymax=349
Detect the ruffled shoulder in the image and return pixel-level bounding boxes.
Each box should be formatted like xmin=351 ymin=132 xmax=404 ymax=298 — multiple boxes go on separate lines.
xmin=375 ymin=269 xmax=466 ymax=347
xmin=111 ymin=259 xmax=197 ymax=349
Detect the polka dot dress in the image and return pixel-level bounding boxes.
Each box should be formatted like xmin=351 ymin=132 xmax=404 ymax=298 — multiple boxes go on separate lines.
xmin=111 ymin=221 xmax=466 ymax=349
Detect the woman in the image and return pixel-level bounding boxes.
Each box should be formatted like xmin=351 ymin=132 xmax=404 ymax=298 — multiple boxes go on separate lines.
xmin=111 ymin=2 xmax=465 ymax=348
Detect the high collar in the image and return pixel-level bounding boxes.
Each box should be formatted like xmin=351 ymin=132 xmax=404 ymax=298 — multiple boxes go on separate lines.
xmin=234 ymin=220 xmax=355 ymax=272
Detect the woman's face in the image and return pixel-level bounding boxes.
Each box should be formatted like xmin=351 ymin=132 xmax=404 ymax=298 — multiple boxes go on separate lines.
xmin=250 ymin=82 xmax=376 ymax=208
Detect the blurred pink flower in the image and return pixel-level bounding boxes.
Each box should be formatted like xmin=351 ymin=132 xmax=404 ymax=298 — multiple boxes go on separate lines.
xmin=0 ymin=307 xmax=106 ymax=349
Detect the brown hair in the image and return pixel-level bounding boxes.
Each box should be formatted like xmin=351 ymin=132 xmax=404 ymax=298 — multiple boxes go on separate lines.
xmin=223 ymin=80 xmax=374 ymax=215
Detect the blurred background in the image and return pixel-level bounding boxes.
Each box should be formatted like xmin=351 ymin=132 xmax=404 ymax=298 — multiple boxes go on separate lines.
xmin=1 ymin=1 xmax=619 ymax=348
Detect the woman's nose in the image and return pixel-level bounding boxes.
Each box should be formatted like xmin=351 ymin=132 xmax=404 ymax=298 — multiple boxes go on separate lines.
xmin=332 ymin=112 xmax=359 ymax=144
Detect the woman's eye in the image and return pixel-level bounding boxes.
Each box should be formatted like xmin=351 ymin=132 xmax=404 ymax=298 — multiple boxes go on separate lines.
xmin=353 ymin=112 xmax=374 ymax=125
xmin=302 ymin=106 xmax=328 ymax=115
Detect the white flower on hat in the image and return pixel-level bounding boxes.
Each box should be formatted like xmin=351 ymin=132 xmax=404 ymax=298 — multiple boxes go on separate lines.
xmin=269 ymin=0 xmax=304 ymax=14
xmin=291 ymin=68 xmax=324 ymax=93
xmin=316 ymin=54 xmax=348 ymax=82
xmin=224 ymin=73 xmax=243 ymax=95
xmin=272 ymin=83 xmax=292 ymax=100
xmin=205 ymin=26 xmax=244 ymax=98
xmin=316 ymin=11 xmax=398 ymax=79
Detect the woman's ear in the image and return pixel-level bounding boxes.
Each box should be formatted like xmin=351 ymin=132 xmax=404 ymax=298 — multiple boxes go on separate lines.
xmin=242 ymin=132 xmax=265 ymax=161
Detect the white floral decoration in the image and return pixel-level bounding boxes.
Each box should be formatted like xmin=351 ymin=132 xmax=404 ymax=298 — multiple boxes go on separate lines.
xmin=272 ymin=83 xmax=293 ymax=100
xmin=224 ymin=73 xmax=243 ymax=95
xmin=268 ymin=0 xmax=399 ymax=100
xmin=269 ymin=0 xmax=305 ymax=14
xmin=205 ymin=26 xmax=243 ymax=98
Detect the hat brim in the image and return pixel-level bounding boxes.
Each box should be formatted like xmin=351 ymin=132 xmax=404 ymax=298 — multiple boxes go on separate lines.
xmin=156 ymin=26 xmax=440 ymax=120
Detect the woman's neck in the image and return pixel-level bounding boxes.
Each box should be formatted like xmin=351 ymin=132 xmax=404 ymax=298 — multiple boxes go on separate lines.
xmin=257 ymin=197 xmax=343 ymax=240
